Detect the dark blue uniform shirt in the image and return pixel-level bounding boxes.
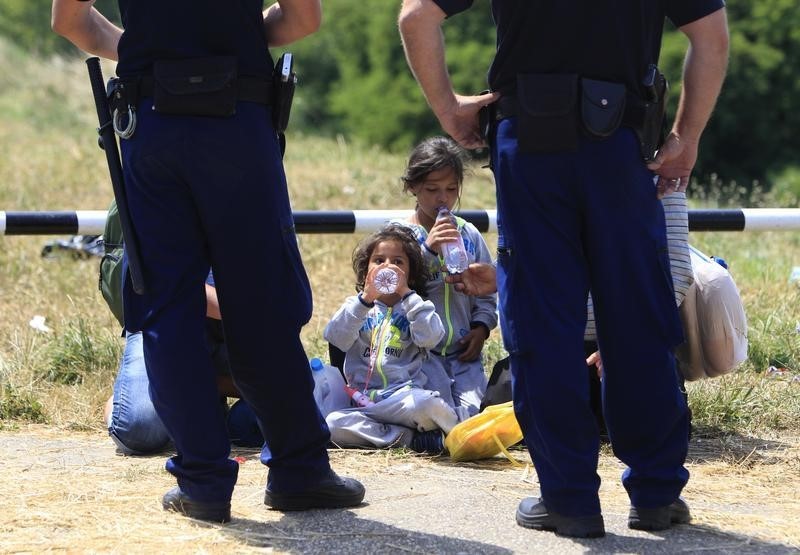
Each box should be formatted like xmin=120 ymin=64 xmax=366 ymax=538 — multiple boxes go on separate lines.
xmin=433 ymin=0 xmax=724 ymax=96
xmin=116 ymin=0 xmax=273 ymax=78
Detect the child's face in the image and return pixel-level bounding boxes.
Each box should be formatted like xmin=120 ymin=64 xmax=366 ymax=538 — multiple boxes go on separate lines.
xmin=411 ymin=167 xmax=461 ymax=221
xmin=368 ymin=240 xmax=410 ymax=275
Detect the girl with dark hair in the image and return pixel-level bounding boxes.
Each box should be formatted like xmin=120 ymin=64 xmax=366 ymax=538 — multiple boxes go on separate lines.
xmin=323 ymin=224 xmax=459 ymax=453
xmin=398 ymin=137 xmax=498 ymax=418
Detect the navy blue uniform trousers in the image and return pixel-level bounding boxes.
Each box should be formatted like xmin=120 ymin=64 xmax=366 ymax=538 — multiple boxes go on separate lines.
xmin=492 ymin=119 xmax=690 ymax=517
xmin=120 ymin=100 xmax=331 ymax=503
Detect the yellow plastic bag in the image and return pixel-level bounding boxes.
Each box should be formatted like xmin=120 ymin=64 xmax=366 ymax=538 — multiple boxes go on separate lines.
xmin=445 ymin=401 xmax=524 ymax=463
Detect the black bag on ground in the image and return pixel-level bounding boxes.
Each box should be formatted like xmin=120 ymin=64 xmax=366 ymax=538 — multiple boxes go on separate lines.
xmin=481 ymin=357 xmax=513 ymax=411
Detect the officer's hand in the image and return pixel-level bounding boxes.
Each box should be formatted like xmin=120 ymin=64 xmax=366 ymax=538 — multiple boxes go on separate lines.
xmin=437 ymin=92 xmax=500 ymax=150
xmin=444 ymin=262 xmax=497 ymax=296
xmin=648 ymin=132 xmax=698 ymax=198
xmin=457 ymin=327 xmax=488 ymax=362
xmin=586 ymin=350 xmax=603 ymax=378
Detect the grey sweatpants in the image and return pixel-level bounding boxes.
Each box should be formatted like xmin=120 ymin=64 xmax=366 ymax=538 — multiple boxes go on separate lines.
xmin=326 ymin=387 xmax=460 ymax=449
xmin=423 ymin=353 xmax=487 ymax=418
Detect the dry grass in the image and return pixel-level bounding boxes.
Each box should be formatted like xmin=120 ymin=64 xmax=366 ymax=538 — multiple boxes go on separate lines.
xmin=1 ymin=425 xmax=798 ymax=553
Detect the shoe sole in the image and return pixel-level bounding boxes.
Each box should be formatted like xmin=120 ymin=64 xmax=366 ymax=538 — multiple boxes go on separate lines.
xmin=265 ymin=483 xmax=366 ymax=512
xmin=628 ymin=503 xmax=691 ymax=531
xmin=516 ymin=508 xmax=605 ymax=538
xmin=162 ymin=496 xmax=231 ymax=523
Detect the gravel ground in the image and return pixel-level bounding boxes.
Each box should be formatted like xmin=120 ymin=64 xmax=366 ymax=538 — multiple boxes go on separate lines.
xmin=1 ymin=425 xmax=798 ymax=554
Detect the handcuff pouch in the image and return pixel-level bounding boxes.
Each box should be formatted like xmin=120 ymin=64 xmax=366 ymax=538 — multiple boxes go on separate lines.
xmin=580 ymin=77 xmax=626 ymax=138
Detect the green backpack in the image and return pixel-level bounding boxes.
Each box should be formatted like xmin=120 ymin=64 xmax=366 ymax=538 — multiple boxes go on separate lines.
xmin=99 ymin=200 xmax=125 ymax=327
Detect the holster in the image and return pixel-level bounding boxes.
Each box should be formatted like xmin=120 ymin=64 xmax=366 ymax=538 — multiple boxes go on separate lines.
xmin=633 ymin=66 xmax=669 ymax=162
xmin=271 ymin=53 xmax=296 ymax=135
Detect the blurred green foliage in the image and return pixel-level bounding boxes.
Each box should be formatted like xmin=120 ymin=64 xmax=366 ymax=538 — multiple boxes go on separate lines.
xmin=2 ymin=0 xmax=799 ymax=194
xmin=0 ymin=0 xmax=119 ymax=54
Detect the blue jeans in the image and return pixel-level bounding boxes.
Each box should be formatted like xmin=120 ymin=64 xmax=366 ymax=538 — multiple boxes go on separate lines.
xmin=108 ymin=332 xmax=171 ymax=455
xmin=108 ymin=331 xmax=263 ymax=454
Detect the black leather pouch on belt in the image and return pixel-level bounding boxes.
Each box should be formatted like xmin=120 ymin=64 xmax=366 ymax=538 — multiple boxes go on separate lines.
xmin=152 ymin=56 xmax=237 ymax=117
xmin=580 ymin=77 xmax=626 ymax=138
xmin=516 ymin=73 xmax=579 ymax=153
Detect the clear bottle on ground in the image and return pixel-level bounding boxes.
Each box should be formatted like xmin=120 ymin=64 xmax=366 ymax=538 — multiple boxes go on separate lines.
xmin=310 ymin=357 xmax=350 ymax=416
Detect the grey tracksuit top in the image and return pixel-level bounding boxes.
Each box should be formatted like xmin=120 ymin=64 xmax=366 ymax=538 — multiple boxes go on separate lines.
xmin=402 ymin=218 xmax=498 ymax=356
xmin=324 ymin=293 xmax=445 ymax=398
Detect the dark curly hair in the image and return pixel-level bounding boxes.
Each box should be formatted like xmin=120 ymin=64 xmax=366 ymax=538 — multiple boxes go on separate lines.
xmin=352 ymin=224 xmax=429 ymax=298
xmin=400 ymin=136 xmax=466 ymax=196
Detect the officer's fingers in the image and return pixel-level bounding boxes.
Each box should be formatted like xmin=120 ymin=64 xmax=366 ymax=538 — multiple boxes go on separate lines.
xmin=647 ymin=145 xmax=674 ymax=170
xmin=456 ymin=127 xmax=485 ymax=149
xmin=646 ymin=156 xmax=663 ymax=171
xmin=475 ymin=91 xmax=500 ymax=106
xmin=450 ymin=130 xmax=481 ymax=150
xmin=655 ymin=176 xmax=678 ymax=198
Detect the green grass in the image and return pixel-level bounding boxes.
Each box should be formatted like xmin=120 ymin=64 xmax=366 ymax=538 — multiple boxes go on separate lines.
xmin=0 ymin=37 xmax=798 ymax=437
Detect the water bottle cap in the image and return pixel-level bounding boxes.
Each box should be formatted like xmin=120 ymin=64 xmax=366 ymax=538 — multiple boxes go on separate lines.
xmin=310 ymin=358 xmax=324 ymax=372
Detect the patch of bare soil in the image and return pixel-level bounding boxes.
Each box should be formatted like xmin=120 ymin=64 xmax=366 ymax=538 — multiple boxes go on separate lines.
xmin=0 ymin=424 xmax=798 ymax=554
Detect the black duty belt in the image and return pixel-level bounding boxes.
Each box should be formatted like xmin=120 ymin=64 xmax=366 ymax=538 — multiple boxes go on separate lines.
xmin=130 ymin=75 xmax=274 ymax=105
xmin=494 ymin=94 xmax=648 ymax=129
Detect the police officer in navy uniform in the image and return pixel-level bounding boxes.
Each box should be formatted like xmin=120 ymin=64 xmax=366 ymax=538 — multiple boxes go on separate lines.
xmin=52 ymin=0 xmax=365 ymax=522
xmin=400 ymin=0 xmax=728 ymax=538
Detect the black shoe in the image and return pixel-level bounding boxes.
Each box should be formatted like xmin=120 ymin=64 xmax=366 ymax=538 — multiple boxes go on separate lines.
xmin=410 ymin=430 xmax=445 ymax=455
xmin=628 ymin=498 xmax=691 ymax=531
xmin=264 ymin=471 xmax=365 ymax=511
xmin=162 ymin=487 xmax=231 ymax=523
xmin=516 ymin=497 xmax=605 ymax=538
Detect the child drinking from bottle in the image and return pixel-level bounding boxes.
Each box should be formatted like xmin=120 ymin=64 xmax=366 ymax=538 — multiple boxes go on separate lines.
xmin=397 ymin=136 xmax=498 ymax=418
xmin=324 ymin=224 xmax=460 ymax=453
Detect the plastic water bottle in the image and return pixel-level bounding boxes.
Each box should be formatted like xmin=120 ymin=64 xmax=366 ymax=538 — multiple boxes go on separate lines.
xmin=437 ymin=206 xmax=469 ymax=274
xmin=310 ymin=358 xmax=350 ymax=416
xmin=373 ymin=267 xmax=398 ymax=294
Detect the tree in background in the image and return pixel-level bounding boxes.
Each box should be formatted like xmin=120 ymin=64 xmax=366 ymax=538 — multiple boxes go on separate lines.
xmin=0 ymin=0 xmax=119 ymax=55
xmin=289 ymin=0 xmax=494 ymax=150
xmin=2 ymin=0 xmax=798 ymax=197
xmin=659 ymin=0 xmax=799 ymax=192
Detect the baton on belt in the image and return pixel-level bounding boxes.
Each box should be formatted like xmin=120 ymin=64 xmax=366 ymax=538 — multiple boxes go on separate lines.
xmin=85 ymin=57 xmax=146 ymax=295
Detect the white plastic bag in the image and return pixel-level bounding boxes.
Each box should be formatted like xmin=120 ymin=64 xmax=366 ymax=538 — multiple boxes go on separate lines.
xmin=675 ymin=247 xmax=748 ymax=380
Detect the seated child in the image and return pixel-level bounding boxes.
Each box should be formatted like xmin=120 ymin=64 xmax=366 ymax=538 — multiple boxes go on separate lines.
xmin=104 ymin=276 xmax=263 ymax=453
xmin=397 ymin=136 xmax=498 ymax=417
xmin=324 ymin=224 xmax=460 ymax=453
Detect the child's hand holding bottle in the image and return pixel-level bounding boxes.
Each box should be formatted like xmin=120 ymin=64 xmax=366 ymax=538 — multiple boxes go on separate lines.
xmin=424 ymin=206 xmax=462 ymax=256
xmin=365 ymin=264 xmax=410 ymax=304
